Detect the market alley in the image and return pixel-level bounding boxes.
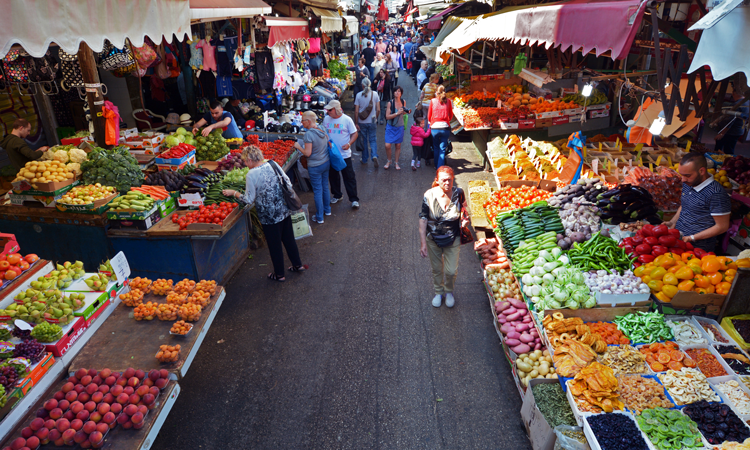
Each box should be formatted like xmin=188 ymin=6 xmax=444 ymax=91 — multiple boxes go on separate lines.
xmin=150 ymin=70 xmax=530 ymax=450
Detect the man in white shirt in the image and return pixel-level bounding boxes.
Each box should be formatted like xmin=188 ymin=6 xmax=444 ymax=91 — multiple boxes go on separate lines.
xmin=354 ymin=78 xmax=380 ymax=167
xmin=323 ymin=100 xmax=360 ymax=208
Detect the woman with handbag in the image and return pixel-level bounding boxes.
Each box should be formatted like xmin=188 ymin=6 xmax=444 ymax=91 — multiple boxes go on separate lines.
xmin=294 ymin=111 xmax=331 ymax=224
xmin=222 ymin=145 xmax=307 ymax=282
xmin=419 ymin=166 xmax=471 ymax=308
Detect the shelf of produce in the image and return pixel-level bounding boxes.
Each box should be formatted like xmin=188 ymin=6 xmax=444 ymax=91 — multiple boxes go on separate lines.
xmin=0 ymin=377 xmax=180 ymax=450
xmin=143 ymin=206 xmax=244 ymax=237
xmin=0 ymin=260 xmax=51 ymax=302
xmin=0 ymin=359 xmax=65 ymax=439
xmin=107 ymin=211 xmax=251 ymax=284
xmin=68 ymin=287 xmax=226 ymax=380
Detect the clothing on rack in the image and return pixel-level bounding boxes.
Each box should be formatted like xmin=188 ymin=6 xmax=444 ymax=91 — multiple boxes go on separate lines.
xmin=197 ymin=39 xmax=217 ymax=71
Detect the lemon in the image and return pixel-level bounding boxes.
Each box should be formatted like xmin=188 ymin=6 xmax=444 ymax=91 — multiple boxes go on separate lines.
xmin=719 ymin=170 xmax=727 ymax=176
xmin=720 ymin=176 xmax=729 ymax=183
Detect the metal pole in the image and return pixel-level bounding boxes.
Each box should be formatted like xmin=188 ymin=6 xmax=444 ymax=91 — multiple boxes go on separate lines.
xmin=77 ymin=42 xmax=107 ymax=147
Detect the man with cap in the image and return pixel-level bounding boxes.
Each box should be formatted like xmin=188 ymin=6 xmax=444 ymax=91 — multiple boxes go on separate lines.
xmin=374 ymin=37 xmax=387 ymax=54
xmin=192 ymin=99 xmax=243 ymax=139
xmin=323 ymin=100 xmax=360 ymax=209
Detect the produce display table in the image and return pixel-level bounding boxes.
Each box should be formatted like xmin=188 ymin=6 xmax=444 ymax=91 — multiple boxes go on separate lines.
xmin=0 ymin=378 xmax=180 ymax=450
xmin=107 ymin=210 xmax=251 ymax=284
xmin=0 ymin=205 xmax=110 ymax=270
xmin=69 ymin=287 xmax=226 ymax=379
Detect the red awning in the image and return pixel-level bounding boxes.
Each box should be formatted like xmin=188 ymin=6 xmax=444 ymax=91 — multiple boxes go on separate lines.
xmin=377 ymin=1 xmax=389 ymax=21
xmin=264 ymin=17 xmax=310 ymax=47
xmin=427 ymin=4 xmax=461 ymax=29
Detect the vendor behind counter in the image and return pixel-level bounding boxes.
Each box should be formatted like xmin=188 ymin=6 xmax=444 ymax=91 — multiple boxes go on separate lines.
xmin=0 ymin=118 xmax=48 ymax=170
xmin=667 ymin=152 xmax=731 ymax=252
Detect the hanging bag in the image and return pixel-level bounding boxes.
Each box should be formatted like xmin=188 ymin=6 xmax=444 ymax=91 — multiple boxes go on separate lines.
xmin=58 ymin=49 xmax=85 ymax=91
xmin=270 ymin=160 xmax=302 ymax=211
xmin=26 ymin=50 xmax=59 ymax=83
xmin=319 ymin=127 xmax=347 ymax=171
xmin=98 ymin=40 xmax=136 ymax=71
xmin=131 ymin=41 xmax=158 ymax=69
xmin=2 ymin=49 xmax=30 ymax=83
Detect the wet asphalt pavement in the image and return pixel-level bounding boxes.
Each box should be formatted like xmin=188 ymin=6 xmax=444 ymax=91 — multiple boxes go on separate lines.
xmin=151 ymin=71 xmax=531 ymax=450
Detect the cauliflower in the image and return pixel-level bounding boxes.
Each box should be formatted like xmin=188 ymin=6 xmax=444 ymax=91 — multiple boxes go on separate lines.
xmin=41 ymin=149 xmax=56 ymax=161
xmin=53 ymin=149 xmax=70 ymax=163
xmin=66 ymin=163 xmax=81 ymax=175
xmin=68 ymin=148 xmax=88 ymax=163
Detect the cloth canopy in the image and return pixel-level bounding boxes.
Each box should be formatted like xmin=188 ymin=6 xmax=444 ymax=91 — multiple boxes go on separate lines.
xmin=377 ymin=1 xmax=389 ymax=21
xmin=309 ymin=7 xmax=343 ymax=32
xmin=688 ymin=5 xmax=750 ymax=81
xmin=343 ymin=15 xmax=359 ymax=36
xmin=429 ymin=16 xmax=481 ymax=61
xmin=0 ymin=0 xmax=191 ymax=58
xmin=427 ymin=3 xmax=461 ymax=29
xmin=420 ymin=16 xmax=466 ymax=60
xmin=190 ymin=0 xmax=271 ymax=22
xmin=264 ymin=17 xmax=310 ymax=47
xmin=437 ymin=0 xmax=647 ymax=61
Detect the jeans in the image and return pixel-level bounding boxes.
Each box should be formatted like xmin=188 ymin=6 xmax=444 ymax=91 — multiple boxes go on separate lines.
xmin=432 ymin=128 xmax=451 ymax=168
xmin=329 ymin=157 xmax=359 ymax=202
xmin=359 ymin=123 xmax=378 ymax=162
xmin=261 ymin=215 xmax=302 ymax=277
xmin=307 ymin=161 xmax=331 ymax=221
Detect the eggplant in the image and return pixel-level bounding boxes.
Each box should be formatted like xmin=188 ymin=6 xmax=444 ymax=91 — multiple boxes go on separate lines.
xmin=185 ymin=174 xmax=206 ymax=183
xmin=607 ymin=201 xmax=630 ymax=211
xmin=182 ymin=187 xmax=203 ymax=194
xmin=611 ymin=191 xmax=643 ymax=203
xmin=630 ymin=185 xmax=653 ymax=199
xmin=645 ymin=214 xmax=663 ymax=224
xmin=631 ymin=205 xmax=659 ymax=220
xmin=623 ymin=200 xmax=652 ymax=215
xmin=188 ymin=181 xmax=207 ymax=189
xmin=597 ymin=199 xmax=610 ymax=208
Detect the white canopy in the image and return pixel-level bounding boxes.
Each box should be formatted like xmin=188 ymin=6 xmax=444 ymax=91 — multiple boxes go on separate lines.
xmin=419 ymin=16 xmax=466 ymax=61
xmin=0 ymin=0 xmax=191 ymax=58
xmin=343 ymin=15 xmax=359 ymax=36
xmin=309 ymin=7 xmax=343 ymax=32
xmin=688 ymin=5 xmax=750 ymax=81
xmin=190 ymin=0 xmax=272 ymax=22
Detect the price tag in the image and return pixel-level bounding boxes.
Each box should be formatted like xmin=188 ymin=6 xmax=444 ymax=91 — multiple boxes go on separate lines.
xmin=592 ymin=159 xmax=599 ymax=174
xmin=14 ymin=320 xmax=32 ymax=331
xmin=606 ymin=159 xmax=611 ymax=173
xmin=109 ymin=251 xmax=131 ymax=285
xmin=583 ymin=147 xmax=587 ymax=158
xmin=616 ymin=137 xmax=620 ymax=147
xmin=686 ymin=141 xmax=692 ymax=152
xmin=634 ymin=143 xmax=644 ymax=152
xmin=179 ymin=193 xmax=204 ymax=207
xmin=649 ymin=163 xmax=654 ymax=171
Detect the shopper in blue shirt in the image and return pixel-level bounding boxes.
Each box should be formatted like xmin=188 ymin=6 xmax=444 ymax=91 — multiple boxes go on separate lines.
xmin=192 ymin=100 xmax=243 ymax=139
xmin=403 ymin=38 xmax=413 ymax=70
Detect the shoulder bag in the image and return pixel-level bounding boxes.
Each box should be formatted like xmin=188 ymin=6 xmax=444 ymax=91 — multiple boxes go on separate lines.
xmin=458 ymin=189 xmax=473 ymax=245
xmin=98 ymin=40 xmax=135 ymax=71
xmin=2 ymin=49 xmax=30 ymax=84
xmin=270 ymin=160 xmax=302 ymax=211
xmin=358 ymin=91 xmax=375 ymax=121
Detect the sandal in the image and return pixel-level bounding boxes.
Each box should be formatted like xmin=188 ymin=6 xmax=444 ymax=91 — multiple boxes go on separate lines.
xmin=395 ymin=163 xmax=401 ymax=170
xmin=288 ymin=264 xmax=309 ymax=272
xmin=383 ymin=160 xmax=391 ymax=170
xmin=268 ymin=273 xmax=286 ymax=282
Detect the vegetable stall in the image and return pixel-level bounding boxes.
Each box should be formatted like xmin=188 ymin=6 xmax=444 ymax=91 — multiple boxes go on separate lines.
xmin=467 ymin=130 xmax=750 ymax=450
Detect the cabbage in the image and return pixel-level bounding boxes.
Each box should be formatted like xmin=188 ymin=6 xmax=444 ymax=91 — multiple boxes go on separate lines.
xmin=163 ymin=135 xmax=180 ymax=148
xmin=176 ymin=127 xmax=188 ymax=136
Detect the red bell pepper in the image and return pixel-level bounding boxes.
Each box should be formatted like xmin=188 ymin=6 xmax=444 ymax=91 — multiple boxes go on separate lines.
xmin=653 ymin=224 xmax=669 ymax=237
xmin=642 ymin=224 xmax=655 ymax=237
xmin=632 ymin=235 xmax=645 ymax=245
xmin=622 ymin=237 xmax=635 ymax=246
xmin=668 ymin=228 xmax=681 ymax=238
xmin=669 ymin=247 xmax=684 ymax=255
xmin=651 ymin=245 xmax=668 ymax=256
xmin=622 ymin=244 xmax=635 ymax=255
xmin=644 ymin=236 xmax=659 ymax=246
xmin=685 ymin=242 xmax=694 ymax=250
xmin=635 ymin=244 xmax=652 ymax=255
xmin=694 ymin=248 xmax=707 ymax=258
xmin=638 ymin=254 xmax=656 ymax=263
xmin=658 ymin=235 xmax=677 ymax=247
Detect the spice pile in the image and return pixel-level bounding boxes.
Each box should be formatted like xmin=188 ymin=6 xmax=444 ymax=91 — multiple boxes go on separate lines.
xmin=531 ymin=383 xmax=576 ymax=427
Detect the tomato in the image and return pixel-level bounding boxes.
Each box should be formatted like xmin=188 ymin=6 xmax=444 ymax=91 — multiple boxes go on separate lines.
xmin=0 ymin=261 xmax=9 ymax=270
xmin=24 ymin=254 xmax=39 ymax=263
xmin=6 ymin=254 xmax=21 ymax=265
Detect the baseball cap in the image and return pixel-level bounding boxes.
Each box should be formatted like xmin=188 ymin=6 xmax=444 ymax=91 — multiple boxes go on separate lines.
xmin=323 ymin=100 xmax=341 ymax=111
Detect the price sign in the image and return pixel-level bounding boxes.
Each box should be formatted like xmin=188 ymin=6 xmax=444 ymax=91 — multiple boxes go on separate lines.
xmin=14 ymin=320 xmax=32 ymax=331
xmin=592 ymin=159 xmax=599 ymax=174
xmin=110 ymin=251 xmax=131 ymax=285
xmin=634 ymin=143 xmax=644 ymax=152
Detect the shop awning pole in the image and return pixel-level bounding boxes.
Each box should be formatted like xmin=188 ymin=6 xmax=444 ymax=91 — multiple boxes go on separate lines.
xmin=77 ymin=42 xmax=107 ymax=148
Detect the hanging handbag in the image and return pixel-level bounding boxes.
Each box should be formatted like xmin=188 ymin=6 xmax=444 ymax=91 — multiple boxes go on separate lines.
xmin=155 ymin=44 xmax=171 ymax=80
xmin=131 ymin=41 xmax=159 ymax=69
xmin=2 ymin=49 xmax=30 ymax=83
xmin=270 ymin=160 xmax=302 ymax=211
xmin=58 ymin=49 xmax=84 ymax=91
xmin=98 ymin=40 xmax=136 ymax=71
xmin=26 ymin=50 xmax=59 ymax=83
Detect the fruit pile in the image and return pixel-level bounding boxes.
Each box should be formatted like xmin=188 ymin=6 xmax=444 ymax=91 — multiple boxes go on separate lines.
xmin=720 ymin=155 xmax=750 ymax=185
xmin=108 ymin=190 xmax=156 ymax=212
xmin=710 ymin=168 xmax=733 ymax=190
xmin=178 ymin=303 xmax=201 ymax=322
xmin=171 ymin=202 xmax=239 ymax=230
xmin=194 ymin=129 xmax=230 ymax=161
xmin=120 ymin=289 xmax=144 ymax=307
xmin=156 ymin=304 xmax=178 ymax=321
xmin=461 ymin=107 xmax=500 ymax=130
xmin=484 ymin=185 xmax=553 ymax=218
xmin=165 ymin=291 xmax=187 ymax=305
xmin=44 ymin=293 xmax=85 ymax=325
xmin=158 ymin=143 xmax=194 ymax=160
xmin=151 ymin=279 xmax=173 ymax=296
xmin=194 ymin=280 xmax=216 ymax=296
xmin=170 ymin=321 xmax=192 ymax=335
xmin=635 ymin=253 xmax=748 ymax=301
xmin=0 ymin=253 xmax=37 ymax=282
xmin=31 ymin=322 xmax=62 ymax=343
xmin=0 ymin=365 xmax=18 ymax=390
xmin=129 ymin=277 xmax=152 ymax=292
xmin=58 ymin=184 xmax=116 ymax=205
xmin=156 ymin=345 xmax=180 ymax=363
xmin=6 ymin=368 xmax=170 ymax=448
xmin=188 ymin=290 xmax=211 ymax=308
xmin=13 ymin=339 xmax=45 ymax=363
xmin=245 ymin=135 xmax=296 ymax=167
xmin=13 ymin=160 xmax=77 ymax=184
xmin=173 ymin=279 xmax=195 ymax=294
xmin=639 ymin=341 xmax=695 ymax=372
xmin=133 ymin=302 xmax=158 ymax=321
xmin=620 ymin=224 xmax=702 ymax=267
xmin=84 ymin=273 xmax=111 ymax=291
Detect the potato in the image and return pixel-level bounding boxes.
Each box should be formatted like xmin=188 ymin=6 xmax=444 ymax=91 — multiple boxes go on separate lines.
xmin=23 ymin=171 xmax=34 ymax=178
xmin=538 ymin=364 xmax=549 ymax=376
xmin=529 ymin=369 xmax=539 ymax=378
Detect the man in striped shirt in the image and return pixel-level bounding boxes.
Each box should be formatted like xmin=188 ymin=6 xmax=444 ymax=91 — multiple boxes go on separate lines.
xmin=666 ymin=153 xmax=731 ymax=252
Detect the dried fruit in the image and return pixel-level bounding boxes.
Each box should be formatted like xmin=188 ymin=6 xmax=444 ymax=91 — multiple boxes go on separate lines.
xmin=568 ymin=362 xmax=624 ymax=413
xmin=658 ymin=367 xmax=720 ymax=405
xmin=683 ymin=401 xmax=750 ymax=446
xmin=587 ymin=412 xmax=649 ymax=450
xmin=596 ymin=345 xmax=649 ymax=375
xmin=685 ymin=348 xmax=728 ymax=378
xmin=618 ymin=375 xmax=674 ymax=414
xmin=636 ymin=407 xmax=702 ymax=450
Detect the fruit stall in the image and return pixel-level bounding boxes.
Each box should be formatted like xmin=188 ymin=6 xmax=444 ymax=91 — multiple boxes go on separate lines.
xmin=0 ymin=246 xmax=230 ymax=449
xmin=466 ymin=132 xmax=750 ymax=449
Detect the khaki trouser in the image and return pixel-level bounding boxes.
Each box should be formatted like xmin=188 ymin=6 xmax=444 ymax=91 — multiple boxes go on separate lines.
xmin=427 ymin=237 xmax=460 ymax=295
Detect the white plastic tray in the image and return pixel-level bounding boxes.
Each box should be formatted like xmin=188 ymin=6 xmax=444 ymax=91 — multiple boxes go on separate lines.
xmin=665 ymin=315 xmax=709 ymax=346
xmin=712 ymin=344 xmax=750 ymax=377
xmin=710 ymin=375 xmax=750 ymax=416
xmin=694 ymin=316 xmax=738 ymax=346
xmin=582 ymin=410 xmax=656 ymax=450
xmin=681 ymin=344 xmax=737 ymax=379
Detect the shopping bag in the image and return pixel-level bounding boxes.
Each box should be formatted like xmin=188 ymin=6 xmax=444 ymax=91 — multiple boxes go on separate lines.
xmin=291 ymin=205 xmax=313 ymax=240
xmin=328 ymin=140 xmax=347 ymax=171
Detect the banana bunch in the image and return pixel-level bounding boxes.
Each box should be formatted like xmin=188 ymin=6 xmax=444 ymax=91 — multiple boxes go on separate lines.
xmin=563 ymin=89 xmax=608 ymax=106
xmin=109 ymin=192 xmax=155 ymax=211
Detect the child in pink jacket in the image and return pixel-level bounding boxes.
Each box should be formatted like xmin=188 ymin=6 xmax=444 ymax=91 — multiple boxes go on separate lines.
xmin=410 ymin=114 xmax=430 ymax=170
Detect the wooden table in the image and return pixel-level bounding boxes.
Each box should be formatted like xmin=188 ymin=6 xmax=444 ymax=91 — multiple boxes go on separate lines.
xmin=69 ymin=287 xmax=226 ymax=379
xmin=0 ymin=378 xmax=180 ymax=450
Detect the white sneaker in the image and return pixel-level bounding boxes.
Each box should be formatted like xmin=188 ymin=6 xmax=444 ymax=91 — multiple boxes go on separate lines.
xmin=416 ymin=160 xmax=421 ymax=168
xmin=445 ymin=293 xmax=455 ymax=308
xmin=432 ymin=294 xmax=442 ymax=308
xmin=330 ymin=197 xmax=343 ymax=204
xmin=352 ymin=201 xmax=360 ymax=209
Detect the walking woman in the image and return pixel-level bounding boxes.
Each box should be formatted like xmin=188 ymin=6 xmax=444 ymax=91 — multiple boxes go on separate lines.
xmin=386 ymin=45 xmax=400 ymax=85
xmin=222 ymin=145 xmax=306 ymax=282
xmin=375 ymin=69 xmax=391 ymax=125
xmin=293 ymin=111 xmax=330 ymax=224
xmin=384 ymin=86 xmax=407 ymax=170
xmin=428 ymin=85 xmax=454 ymax=168
xmin=419 ymin=166 xmax=469 ymax=308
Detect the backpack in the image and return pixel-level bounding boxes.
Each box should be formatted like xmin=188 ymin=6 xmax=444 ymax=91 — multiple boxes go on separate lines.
xmin=58 ymin=49 xmax=85 ymax=91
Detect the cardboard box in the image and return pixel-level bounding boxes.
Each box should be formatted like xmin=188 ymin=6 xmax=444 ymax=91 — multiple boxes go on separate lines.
xmin=536 ymin=110 xmax=563 ymax=119
xmin=158 ymin=196 xmax=177 ymax=218
xmin=9 ymin=192 xmax=63 ymax=208
xmin=155 ymin=149 xmax=195 ymax=166
xmin=518 ymin=119 xmax=536 ymax=129
xmin=652 ymin=291 xmax=725 ymax=319
xmin=106 ymin=202 xmax=159 ymax=220
xmin=55 ymin=192 xmax=118 ymax=214
xmin=563 ymin=107 xmax=584 ymax=115
xmin=134 ymin=154 xmax=155 ymax=170
xmin=61 ymin=136 xmax=91 ymax=146
xmin=588 ymin=109 xmax=610 ymax=119
xmin=536 ymin=118 xmax=554 ymax=128
xmin=551 ymin=116 xmax=569 ymax=126
xmin=568 ymin=114 xmax=583 ymax=123
xmin=108 ymin=209 xmax=162 ymax=231
xmin=587 ymin=102 xmax=611 ymax=111
xmin=72 ymin=290 xmax=113 ymax=320
xmin=0 ymin=387 xmax=25 ymax=420
xmin=520 ymin=378 xmax=558 ymax=450
xmin=43 ymin=317 xmax=88 ymax=357
xmin=167 ymin=207 xmax=240 ymax=231
xmin=0 ymin=233 xmax=19 ymax=258
xmin=16 ymin=352 xmax=55 ymax=390
xmin=140 ymin=134 xmax=165 ymax=149
xmin=12 ymin=178 xmax=79 ymax=196
xmin=497 ymin=121 xmax=519 ymax=130
xmin=177 ymin=193 xmax=204 ymax=208
xmin=156 ymin=155 xmax=196 ymax=172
